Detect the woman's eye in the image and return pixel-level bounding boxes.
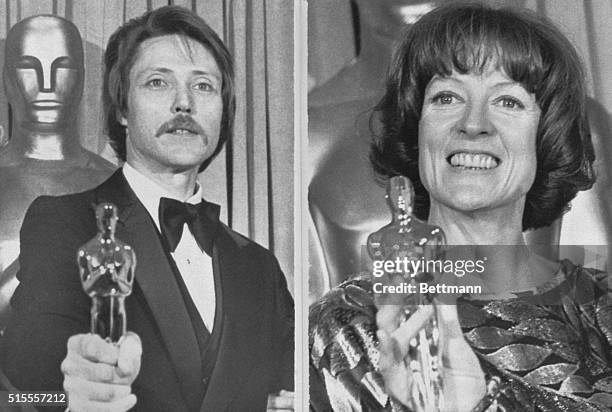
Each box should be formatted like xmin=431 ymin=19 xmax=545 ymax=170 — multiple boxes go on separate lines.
xmin=146 ymin=78 xmax=166 ymax=88
xmin=496 ymin=96 xmax=525 ymax=109
xmin=432 ymin=92 xmax=460 ymax=105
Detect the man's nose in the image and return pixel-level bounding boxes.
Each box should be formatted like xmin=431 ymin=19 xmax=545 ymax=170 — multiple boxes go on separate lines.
xmin=173 ymin=86 xmax=193 ymax=114
xmin=456 ymin=99 xmax=495 ymax=138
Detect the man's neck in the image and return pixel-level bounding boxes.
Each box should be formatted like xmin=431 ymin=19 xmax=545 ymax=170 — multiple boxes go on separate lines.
xmin=126 ymin=161 xmax=199 ymax=201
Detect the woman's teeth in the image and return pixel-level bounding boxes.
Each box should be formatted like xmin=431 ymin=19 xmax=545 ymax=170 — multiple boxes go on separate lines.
xmin=449 ymin=153 xmax=499 ymax=169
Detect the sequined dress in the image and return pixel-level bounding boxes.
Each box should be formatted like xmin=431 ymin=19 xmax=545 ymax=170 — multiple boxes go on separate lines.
xmin=309 ymin=260 xmax=612 ymax=411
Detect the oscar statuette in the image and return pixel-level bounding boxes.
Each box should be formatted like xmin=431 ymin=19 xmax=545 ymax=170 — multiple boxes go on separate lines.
xmin=367 ymin=175 xmax=446 ymax=411
xmin=77 ymin=203 xmax=135 ymax=343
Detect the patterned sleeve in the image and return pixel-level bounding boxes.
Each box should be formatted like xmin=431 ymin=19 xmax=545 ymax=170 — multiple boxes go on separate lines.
xmin=459 ymin=263 xmax=612 ymax=411
xmin=309 ymin=277 xmax=410 ymax=412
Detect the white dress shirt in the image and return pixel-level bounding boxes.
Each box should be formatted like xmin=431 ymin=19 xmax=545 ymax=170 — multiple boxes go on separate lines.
xmin=123 ymin=163 xmax=216 ymax=330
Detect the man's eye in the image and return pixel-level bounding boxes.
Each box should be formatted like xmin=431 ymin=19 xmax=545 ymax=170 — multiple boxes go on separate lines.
xmin=146 ymin=78 xmax=166 ymax=88
xmin=496 ymin=96 xmax=525 ymax=110
xmin=194 ymin=82 xmax=215 ymax=92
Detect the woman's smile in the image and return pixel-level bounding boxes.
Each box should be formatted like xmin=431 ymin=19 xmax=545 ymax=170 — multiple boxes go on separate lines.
xmin=447 ymin=151 xmax=500 ymax=170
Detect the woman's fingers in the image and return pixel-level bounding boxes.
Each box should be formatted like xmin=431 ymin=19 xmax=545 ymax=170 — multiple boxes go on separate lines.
xmin=377 ymin=300 xmax=486 ymax=410
xmin=436 ymin=303 xmax=463 ymax=340
xmin=393 ymin=305 xmax=434 ymax=349
xmin=376 ymin=303 xmax=403 ymax=336
xmin=376 ymin=329 xmax=415 ymax=407
xmin=377 ymin=304 xmax=434 ymax=356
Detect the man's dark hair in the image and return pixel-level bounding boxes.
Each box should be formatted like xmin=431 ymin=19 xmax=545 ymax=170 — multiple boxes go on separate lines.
xmin=370 ymin=2 xmax=595 ymax=231
xmin=103 ymin=5 xmax=235 ymax=172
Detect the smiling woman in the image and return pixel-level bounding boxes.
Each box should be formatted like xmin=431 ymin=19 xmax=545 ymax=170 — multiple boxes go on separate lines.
xmin=371 ymin=2 xmax=594 ymax=232
xmin=419 ymin=69 xmax=540 ymax=234
xmin=309 ymin=3 xmax=612 ymax=412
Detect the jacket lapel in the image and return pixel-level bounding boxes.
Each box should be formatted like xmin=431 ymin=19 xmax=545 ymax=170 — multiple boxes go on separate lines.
xmin=93 ymin=170 xmax=202 ymax=409
xmin=200 ymin=228 xmax=266 ymax=411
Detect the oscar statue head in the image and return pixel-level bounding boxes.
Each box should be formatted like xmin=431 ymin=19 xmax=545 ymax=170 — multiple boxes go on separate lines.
xmin=3 ymin=15 xmax=84 ymax=132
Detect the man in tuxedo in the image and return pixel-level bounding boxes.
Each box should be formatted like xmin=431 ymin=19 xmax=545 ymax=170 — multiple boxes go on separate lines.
xmin=1 ymin=6 xmax=294 ymax=412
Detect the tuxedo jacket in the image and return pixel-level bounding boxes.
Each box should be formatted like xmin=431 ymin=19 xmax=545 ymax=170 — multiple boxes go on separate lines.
xmin=1 ymin=170 xmax=294 ymax=411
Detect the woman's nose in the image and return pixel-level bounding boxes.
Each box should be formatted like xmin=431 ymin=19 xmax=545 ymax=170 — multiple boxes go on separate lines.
xmin=457 ymin=100 xmax=495 ymax=138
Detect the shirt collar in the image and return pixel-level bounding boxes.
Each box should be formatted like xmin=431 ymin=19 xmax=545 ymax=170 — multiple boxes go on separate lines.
xmin=122 ymin=162 xmax=203 ymax=230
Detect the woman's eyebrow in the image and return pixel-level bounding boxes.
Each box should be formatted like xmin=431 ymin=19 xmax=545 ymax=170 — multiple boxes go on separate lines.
xmin=426 ymin=76 xmax=462 ymax=89
xmin=133 ymin=66 xmax=172 ymax=77
xmin=490 ymin=81 xmax=529 ymax=92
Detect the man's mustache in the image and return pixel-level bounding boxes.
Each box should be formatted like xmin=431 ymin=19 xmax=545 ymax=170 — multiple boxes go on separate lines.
xmin=155 ymin=115 xmax=206 ymax=137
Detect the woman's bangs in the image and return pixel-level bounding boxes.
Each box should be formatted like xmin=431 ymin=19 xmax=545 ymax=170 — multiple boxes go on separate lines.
xmin=416 ymin=11 xmax=546 ymax=93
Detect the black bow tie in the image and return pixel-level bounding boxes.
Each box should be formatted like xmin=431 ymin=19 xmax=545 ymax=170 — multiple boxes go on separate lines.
xmin=158 ymin=197 xmax=220 ymax=256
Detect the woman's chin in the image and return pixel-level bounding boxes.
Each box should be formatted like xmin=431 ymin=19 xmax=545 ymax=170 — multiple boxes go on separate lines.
xmin=431 ymin=186 xmax=500 ymax=213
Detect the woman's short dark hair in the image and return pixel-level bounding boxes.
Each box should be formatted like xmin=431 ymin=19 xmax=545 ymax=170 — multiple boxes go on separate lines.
xmin=103 ymin=5 xmax=235 ymax=172
xmin=370 ymin=2 xmax=595 ymax=230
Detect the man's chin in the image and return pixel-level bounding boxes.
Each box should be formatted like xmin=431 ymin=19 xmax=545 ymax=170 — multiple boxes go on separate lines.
xmin=164 ymin=156 xmax=211 ymax=174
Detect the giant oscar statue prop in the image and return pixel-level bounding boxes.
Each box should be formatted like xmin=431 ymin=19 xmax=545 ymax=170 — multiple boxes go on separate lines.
xmin=309 ymin=0 xmax=411 ymax=299
xmin=0 ymin=16 xmax=115 ymax=327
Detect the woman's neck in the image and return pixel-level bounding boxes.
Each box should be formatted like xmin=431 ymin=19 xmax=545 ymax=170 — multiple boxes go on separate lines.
xmin=426 ymin=202 xmax=558 ymax=294
xmin=428 ymin=203 xmax=525 ymax=246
